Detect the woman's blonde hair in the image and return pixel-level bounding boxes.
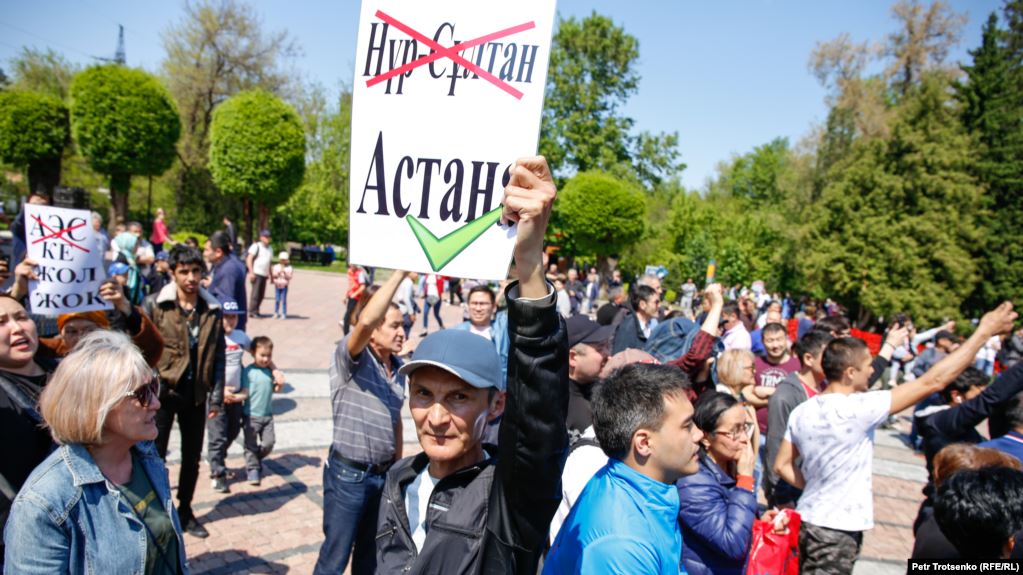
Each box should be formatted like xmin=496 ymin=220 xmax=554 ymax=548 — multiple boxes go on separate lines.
xmin=717 ymin=349 xmax=755 ymax=390
xmin=38 ymin=330 xmax=152 ymax=445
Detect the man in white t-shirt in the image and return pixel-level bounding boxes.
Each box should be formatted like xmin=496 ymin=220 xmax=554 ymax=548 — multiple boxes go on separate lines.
xmin=246 ymin=229 xmax=273 ymax=317
xmin=774 ymin=302 xmax=1017 ymax=575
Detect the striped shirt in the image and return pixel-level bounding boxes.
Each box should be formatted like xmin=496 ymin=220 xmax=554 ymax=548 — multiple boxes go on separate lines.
xmin=329 ymin=335 xmax=406 ymax=465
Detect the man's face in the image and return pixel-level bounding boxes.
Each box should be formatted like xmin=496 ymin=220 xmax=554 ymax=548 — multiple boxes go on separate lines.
xmin=639 ymin=294 xmax=661 ymax=319
xmin=849 ymin=349 xmax=875 ymax=392
xmin=646 ymin=277 xmax=662 ymax=295
xmin=203 ymin=241 xmax=220 ymax=264
xmin=569 ymin=341 xmax=609 ymax=384
xmin=766 ymin=310 xmax=782 ymax=324
xmin=722 ymin=312 xmax=740 ymax=331
xmin=92 ymin=217 xmax=102 ymax=232
xmin=129 ymin=224 xmax=142 ymax=237
xmin=936 ymin=337 xmax=955 ymax=353
xmin=645 ymin=393 xmax=703 ymax=482
xmin=568 ymin=269 xmax=578 ymax=281
xmin=409 ymin=366 xmax=504 ymax=471
xmin=467 ymin=291 xmax=494 ymax=326
xmin=763 ymin=330 xmax=789 ymax=363
xmin=769 ymin=302 xmax=782 ymax=315
xmin=370 ymin=307 xmax=405 ymax=355
xmin=807 ymin=350 xmax=827 ymax=383
xmin=260 ymin=234 xmax=271 ymax=245
xmin=156 ymin=260 xmax=170 ymax=273
xmin=173 ymin=263 xmax=203 ymax=295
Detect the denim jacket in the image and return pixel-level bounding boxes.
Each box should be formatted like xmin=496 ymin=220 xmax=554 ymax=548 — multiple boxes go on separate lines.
xmin=3 ymin=441 xmax=188 ymax=574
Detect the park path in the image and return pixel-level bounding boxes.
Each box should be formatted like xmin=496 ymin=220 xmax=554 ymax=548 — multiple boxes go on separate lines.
xmin=165 ymin=268 xmax=924 ymax=574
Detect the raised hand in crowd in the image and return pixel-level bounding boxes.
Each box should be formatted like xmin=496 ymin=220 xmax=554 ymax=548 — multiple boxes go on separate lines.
xmin=7 ymin=257 xmax=38 ymax=301
xmin=502 ymin=156 xmax=557 ymax=298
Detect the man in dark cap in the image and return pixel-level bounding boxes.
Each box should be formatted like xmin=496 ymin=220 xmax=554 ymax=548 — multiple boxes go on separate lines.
xmin=565 ymin=314 xmax=612 ymax=443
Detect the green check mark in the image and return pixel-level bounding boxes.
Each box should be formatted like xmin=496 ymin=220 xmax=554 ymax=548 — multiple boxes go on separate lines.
xmin=406 ymin=205 xmax=504 ymax=271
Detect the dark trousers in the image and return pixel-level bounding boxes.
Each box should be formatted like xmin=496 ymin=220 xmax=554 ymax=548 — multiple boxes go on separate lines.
xmin=343 ymin=297 xmax=359 ymax=335
xmin=249 ymin=274 xmax=268 ymax=315
xmin=313 ymin=452 xmax=386 ymax=575
xmin=206 ymin=402 xmax=244 ymax=478
xmin=155 ymin=386 xmax=207 ymax=520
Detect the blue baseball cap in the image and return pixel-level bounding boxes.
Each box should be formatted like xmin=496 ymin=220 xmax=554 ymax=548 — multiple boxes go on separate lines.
xmin=399 ymin=329 xmax=503 ymax=391
xmin=107 ymin=262 xmax=130 ymax=276
xmin=155 ymin=251 xmax=169 ymax=261
xmin=217 ymin=295 xmax=243 ymax=315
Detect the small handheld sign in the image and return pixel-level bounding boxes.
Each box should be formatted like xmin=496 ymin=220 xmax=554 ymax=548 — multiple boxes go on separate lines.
xmin=349 ymin=0 xmax=557 ymax=279
xmin=24 ymin=204 xmax=111 ymax=316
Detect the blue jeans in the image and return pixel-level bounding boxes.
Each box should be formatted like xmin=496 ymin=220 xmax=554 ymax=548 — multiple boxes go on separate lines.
xmin=274 ymin=286 xmax=288 ymax=316
xmin=313 ymin=453 xmax=387 ymax=575
xmin=422 ymin=296 xmax=444 ymax=330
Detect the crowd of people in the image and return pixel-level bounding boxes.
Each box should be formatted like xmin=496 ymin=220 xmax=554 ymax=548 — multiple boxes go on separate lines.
xmin=2 ymin=157 xmax=1023 ymax=575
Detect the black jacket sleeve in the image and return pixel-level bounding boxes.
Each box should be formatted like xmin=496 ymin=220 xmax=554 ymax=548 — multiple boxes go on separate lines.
xmin=868 ymin=354 xmax=890 ymax=388
xmin=922 ymin=362 xmax=1023 ymax=441
xmin=484 ymin=281 xmax=568 ymax=574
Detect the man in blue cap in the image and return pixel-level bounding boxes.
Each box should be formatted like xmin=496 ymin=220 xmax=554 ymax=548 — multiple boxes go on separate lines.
xmin=373 ymin=156 xmax=568 ymax=575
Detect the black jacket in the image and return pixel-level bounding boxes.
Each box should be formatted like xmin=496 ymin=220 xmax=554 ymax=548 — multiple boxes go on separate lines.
xmin=375 ymin=281 xmax=569 ymax=575
xmin=917 ymin=362 xmax=1023 ymax=476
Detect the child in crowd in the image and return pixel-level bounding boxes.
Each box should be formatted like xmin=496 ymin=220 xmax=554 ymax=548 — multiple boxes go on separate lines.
xmin=272 ymin=251 xmax=293 ymax=319
xmin=240 ymin=336 xmax=282 ymax=486
xmin=207 ymin=296 xmax=250 ymax=493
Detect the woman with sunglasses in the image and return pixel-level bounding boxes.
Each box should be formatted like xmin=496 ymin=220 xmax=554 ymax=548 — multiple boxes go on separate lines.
xmin=676 ymin=391 xmax=762 ymax=575
xmin=4 ymin=330 xmax=188 ymax=574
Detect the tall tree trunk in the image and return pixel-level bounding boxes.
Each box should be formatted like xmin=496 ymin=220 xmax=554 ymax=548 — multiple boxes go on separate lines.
xmin=258 ymin=203 xmax=269 ymax=235
xmin=242 ymin=197 xmax=253 ymax=250
xmin=27 ymin=157 xmax=61 ymax=197
xmin=110 ymin=173 xmax=131 ymax=228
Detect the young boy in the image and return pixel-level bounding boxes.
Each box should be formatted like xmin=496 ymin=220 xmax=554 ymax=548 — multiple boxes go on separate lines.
xmin=240 ymin=336 xmax=282 ymax=486
xmin=207 ymin=295 xmax=250 ymax=493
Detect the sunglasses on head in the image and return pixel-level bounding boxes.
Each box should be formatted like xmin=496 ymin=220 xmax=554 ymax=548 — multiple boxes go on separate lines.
xmin=124 ymin=379 xmax=160 ymax=408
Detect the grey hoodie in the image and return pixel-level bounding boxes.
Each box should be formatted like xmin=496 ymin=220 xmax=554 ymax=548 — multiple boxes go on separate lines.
xmin=765 ymin=371 xmax=812 ymax=493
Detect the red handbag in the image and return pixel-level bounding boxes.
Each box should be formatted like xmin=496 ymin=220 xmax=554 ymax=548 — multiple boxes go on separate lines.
xmin=745 ymin=509 xmax=801 ymax=575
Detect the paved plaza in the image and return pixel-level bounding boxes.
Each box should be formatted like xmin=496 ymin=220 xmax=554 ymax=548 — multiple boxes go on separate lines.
xmin=164 ymin=268 xmax=926 ymax=574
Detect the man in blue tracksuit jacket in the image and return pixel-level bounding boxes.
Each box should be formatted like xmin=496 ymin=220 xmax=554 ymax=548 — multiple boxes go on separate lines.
xmin=544 ymin=363 xmax=704 ymax=574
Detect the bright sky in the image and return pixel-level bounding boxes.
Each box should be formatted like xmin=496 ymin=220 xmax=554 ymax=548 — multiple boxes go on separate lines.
xmin=0 ymin=0 xmax=1001 ymax=189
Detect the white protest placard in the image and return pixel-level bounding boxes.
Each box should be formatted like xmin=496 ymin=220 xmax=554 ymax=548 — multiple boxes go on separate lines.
xmin=349 ymin=0 xmax=557 ymax=280
xmin=24 ymin=204 xmax=111 ymax=315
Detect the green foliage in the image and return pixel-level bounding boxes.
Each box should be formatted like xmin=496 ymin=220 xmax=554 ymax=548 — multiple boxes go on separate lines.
xmin=557 ymin=171 xmax=645 ymax=258
xmin=804 ymin=73 xmax=982 ymax=325
xmin=209 ymin=89 xmax=305 ymax=207
xmin=7 ymin=47 xmax=78 ymax=100
xmin=161 ymin=0 xmax=299 ymax=237
xmin=278 ymin=89 xmax=350 ymax=246
xmin=540 ymin=12 xmax=681 ymax=188
xmin=70 ymin=65 xmax=180 ymax=179
xmin=957 ymin=7 xmax=1023 ymax=310
xmin=170 ymin=231 xmax=208 ymax=247
xmin=0 ymin=91 xmax=68 ymax=166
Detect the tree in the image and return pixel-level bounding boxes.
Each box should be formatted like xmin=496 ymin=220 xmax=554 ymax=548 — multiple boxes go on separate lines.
xmin=277 ymin=86 xmax=351 ymax=246
xmin=209 ymin=89 xmax=304 ymax=244
xmin=556 ymin=171 xmax=645 ymax=272
xmin=70 ymin=65 xmax=180 ymax=225
xmin=161 ymin=0 xmax=299 ymax=233
xmin=6 ymin=47 xmax=78 ymax=100
xmin=0 ymin=91 xmax=68 ymax=195
xmin=804 ymin=73 xmax=982 ymax=326
xmin=957 ymin=7 xmax=1023 ymax=310
xmin=885 ymin=0 xmax=967 ymax=96
xmin=540 ymin=12 xmax=681 ymax=188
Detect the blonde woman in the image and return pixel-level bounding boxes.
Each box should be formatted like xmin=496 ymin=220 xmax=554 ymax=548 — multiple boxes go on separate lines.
xmin=4 ymin=330 xmax=187 ymax=574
